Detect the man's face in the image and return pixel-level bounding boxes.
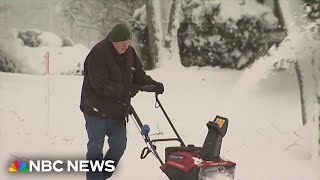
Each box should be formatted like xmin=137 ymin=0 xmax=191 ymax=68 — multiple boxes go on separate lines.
xmin=112 ymin=40 xmax=131 ymax=54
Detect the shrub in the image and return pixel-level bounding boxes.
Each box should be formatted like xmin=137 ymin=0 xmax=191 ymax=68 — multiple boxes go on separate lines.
xmin=304 ymin=0 xmax=320 ymax=21
xmin=61 ymin=62 xmax=84 ymax=75
xmin=0 ymin=29 xmax=87 ymax=75
xmin=0 ymin=49 xmax=16 ymax=72
xmin=17 ymin=30 xmax=42 ymax=47
xmin=178 ymin=0 xmax=273 ymax=69
xmin=132 ymin=0 xmax=276 ymax=69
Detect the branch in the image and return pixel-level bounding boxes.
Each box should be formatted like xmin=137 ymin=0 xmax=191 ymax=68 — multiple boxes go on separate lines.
xmin=111 ymin=17 xmax=129 ymax=24
xmin=112 ymin=5 xmax=132 ymax=15
xmin=284 ymin=142 xmax=299 ymax=150
xmin=269 ymin=121 xmax=289 ymax=135
xmin=94 ymin=9 xmax=109 ymax=24
xmin=0 ymin=108 xmax=24 ymax=122
xmin=7 ymin=110 xmax=24 ymax=122
xmin=69 ymin=11 xmax=101 ymax=32
xmin=284 ymin=130 xmax=303 ymax=151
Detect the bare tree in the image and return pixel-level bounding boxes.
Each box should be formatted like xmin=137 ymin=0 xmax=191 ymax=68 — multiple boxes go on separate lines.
xmin=165 ymin=0 xmax=181 ymax=52
xmin=294 ymin=62 xmax=307 ymax=125
xmin=61 ymin=0 xmax=108 ymax=34
xmin=312 ymin=52 xmax=320 ymax=157
xmin=145 ymin=0 xmax=162 ymax=65
xmin=273 ymin=59 xmax=310 ymax=126
xmin=61 ymin=0 xmax=144 ymax=36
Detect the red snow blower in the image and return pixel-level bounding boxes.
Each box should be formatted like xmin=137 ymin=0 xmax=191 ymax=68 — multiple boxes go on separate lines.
xmin=128 ymin=85 xmax=236 ymax=180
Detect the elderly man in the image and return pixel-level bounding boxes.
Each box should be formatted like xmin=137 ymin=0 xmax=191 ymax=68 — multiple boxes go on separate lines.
xmin=80 ymin=23 xmax=164 ymax=180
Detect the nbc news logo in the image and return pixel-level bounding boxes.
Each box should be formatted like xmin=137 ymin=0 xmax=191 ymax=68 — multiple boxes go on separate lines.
xmin=9 ymin=160 xmax=28 ymax=172
xmin=8 ymin=159 xmax=115 ymax=173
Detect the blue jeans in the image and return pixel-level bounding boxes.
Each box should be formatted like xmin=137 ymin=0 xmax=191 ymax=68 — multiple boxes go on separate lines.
xmin=84 ymin=114 xmax=127 ymax=180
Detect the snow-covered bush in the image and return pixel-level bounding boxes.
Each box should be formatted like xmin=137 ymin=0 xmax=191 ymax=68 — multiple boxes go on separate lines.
xmin=62 ymin=37 xmax=75 ymax=47
xmin=178 ymin=0 xmax=278 ymax=69
xmin=132 ymin=0 xmax=278 ymax=69
xmin=17 ymin=30 xmax=42 ymax=47
xmin=132 ymin=5 xmax=153 ymax=70
xmin=0 ymin=29 xmax=88 ymax=75
xmin=0 ymin=49 xmax=16 ymax=73
xmin=304 ymin=0 xmax=320 ymax=21
xmin=61 ymin=62 xmax=84 ymax=75
xmin=16 ymin=29 xmax=65 ymax=47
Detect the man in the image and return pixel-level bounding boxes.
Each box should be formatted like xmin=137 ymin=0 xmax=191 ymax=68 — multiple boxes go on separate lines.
xmin=80 ymin=23 xmax=164 ymax=180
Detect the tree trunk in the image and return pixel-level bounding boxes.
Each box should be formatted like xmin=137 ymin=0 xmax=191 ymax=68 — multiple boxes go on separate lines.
xmin=318 ymin=92 xmax=320 ymax=157
xmin=294 ymin=61 xmax=307 ymax=125
xmin=165 ymin=0 xmax=181 ymax=51
xmin=162 ymin=0 xmax=183 ymax=68
xmin=313 ymin=57 xmax=320 ymax=157
xmin=146 ymin=0 xmax=162 ymax=67
xmin=159 ymin=0 xmax=172 ymax=41
xmin=317 ymin=88 xmax=320 ymax=157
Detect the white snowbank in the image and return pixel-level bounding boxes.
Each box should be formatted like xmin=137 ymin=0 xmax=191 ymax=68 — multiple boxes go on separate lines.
xmin=0 ymin=29 xmax=89 ymax=75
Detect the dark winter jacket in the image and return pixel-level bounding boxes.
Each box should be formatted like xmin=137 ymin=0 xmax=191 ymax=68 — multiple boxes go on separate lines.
xmin=80 ymin=38 xmax=156 ymax=122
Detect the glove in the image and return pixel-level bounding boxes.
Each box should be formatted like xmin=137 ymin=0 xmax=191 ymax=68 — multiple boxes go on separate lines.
xmin=126 ymin=84 xmax=140 ymax=97
xmin=153 ymin=82 xmax=164 ymax=94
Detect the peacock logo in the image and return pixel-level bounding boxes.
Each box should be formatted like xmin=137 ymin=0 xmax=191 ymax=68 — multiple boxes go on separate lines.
xmin=9 ymin=160 xmax=29 ymax=172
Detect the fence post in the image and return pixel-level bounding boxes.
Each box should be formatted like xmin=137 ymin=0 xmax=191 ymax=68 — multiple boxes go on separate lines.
xmin=45 ymin=51 xmax=50 ymax=136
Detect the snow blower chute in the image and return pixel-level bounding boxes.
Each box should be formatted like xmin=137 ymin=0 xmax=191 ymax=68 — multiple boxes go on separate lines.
xmin=128 ymin=85 xmax=236 ymax=180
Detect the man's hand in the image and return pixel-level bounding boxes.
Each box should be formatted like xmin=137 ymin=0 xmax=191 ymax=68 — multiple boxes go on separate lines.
xmin=153 ymin=82 xmax=164 ymax=94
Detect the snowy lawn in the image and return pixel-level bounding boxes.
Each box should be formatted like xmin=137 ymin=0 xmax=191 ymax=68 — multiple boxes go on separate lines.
xmin=1 ymin=64 xmax=319 ymax=180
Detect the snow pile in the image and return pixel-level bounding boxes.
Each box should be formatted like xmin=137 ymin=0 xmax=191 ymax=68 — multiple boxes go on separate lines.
xmin=219 ymin=0 xmax=278 ymax=28
xmin=226 ymin=23 xmax=320 ymax=162
xmin=186 ymin=0 xmax=278 ymax=29
xmin=37 ymin=32 xmax=63 ymax=47
xmin=0 ymin=64 xmax=318 ymax=179
xmin=178 ymin=0 xmax=278 ymax=69
xmin=0 ymin=29 xmax=89 ymax=75
xmin=234 ymin=24 xmax=320 ymax=92
xmin=133 ymin=5 xmax=147 ymax=30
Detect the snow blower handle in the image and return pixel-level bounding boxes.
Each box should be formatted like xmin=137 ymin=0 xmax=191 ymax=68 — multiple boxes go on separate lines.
xmin=140 ymin=145 xmax=156 ymax=159
xmin=138 ymin=85 xmax=158 ymax=93
xmin=140 ymin=147 xmax=151 ymax=159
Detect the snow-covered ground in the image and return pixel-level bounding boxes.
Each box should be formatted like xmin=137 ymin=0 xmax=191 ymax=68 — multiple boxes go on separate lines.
xmin=0 ymin=60 xmax=319 ymax=180
xmin=1 ymin=1 xmax=319 ymax=179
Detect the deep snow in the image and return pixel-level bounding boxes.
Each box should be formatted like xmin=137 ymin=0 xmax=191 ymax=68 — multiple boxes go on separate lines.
xmin=0 ymin=62 xmax=319 ymax=179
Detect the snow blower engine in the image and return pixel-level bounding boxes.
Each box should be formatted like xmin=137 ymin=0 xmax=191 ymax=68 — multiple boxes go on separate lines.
xmin=128 ymin=85 xmax=236 ymax=180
